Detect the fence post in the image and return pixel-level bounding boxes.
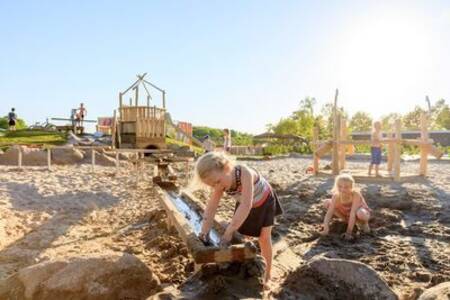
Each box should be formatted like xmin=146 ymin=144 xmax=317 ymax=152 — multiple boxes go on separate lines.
xmin=419 ymin=112 xmax=429 ymax=176
xmin=393 ymin=120 xmax=402 ymax=181
xmin=47 ymin=148 xmax=51 ymax=170
xmin=91 ymin=149 xmax=95 ymax=172
xmin=18 ymin=146 xmax=22 ymax=169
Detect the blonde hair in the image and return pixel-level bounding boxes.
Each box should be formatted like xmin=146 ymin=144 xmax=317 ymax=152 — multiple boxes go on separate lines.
xmin=331 ymin=173 xmax=357 ymax=194
xmin=188 ymin=151 xmax=234 ymax=190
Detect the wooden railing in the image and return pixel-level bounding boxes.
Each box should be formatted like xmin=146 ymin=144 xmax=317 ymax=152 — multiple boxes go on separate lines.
xmin=136 ymin=118 xmax=165 ymax=138
xmin=120 ymin=106 xmax=165 ymax=122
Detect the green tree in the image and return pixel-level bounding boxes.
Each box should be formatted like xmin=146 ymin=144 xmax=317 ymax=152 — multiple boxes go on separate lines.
xmin=432 ymin=99 xmax=450 ymax=129
xmin=403 ymin=106 xmax=426 ymax=130
xmin=380 ymin=113 xmax=402 ymax=131
xmin=349 ymin=111 xmax=372 ymax=132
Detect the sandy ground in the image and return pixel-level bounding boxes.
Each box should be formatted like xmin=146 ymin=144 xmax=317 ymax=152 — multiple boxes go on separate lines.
xmin=0 ymin=157 xmax=449 ymax=299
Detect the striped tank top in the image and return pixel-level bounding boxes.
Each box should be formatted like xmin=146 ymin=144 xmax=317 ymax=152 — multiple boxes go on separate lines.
xmin=225 ymin=165 xmax=272 ymax=207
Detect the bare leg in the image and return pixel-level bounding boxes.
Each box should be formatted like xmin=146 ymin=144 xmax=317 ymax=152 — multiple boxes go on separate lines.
xmin=259 ymin=226 xmax=273 ymax=286
xmin=356 ymin=208 xmax=370 ymax=232
xmin=375 ymin=165 xmax=380 ymax=177
xmin=368 ymin=164 xmax=373 ymax=176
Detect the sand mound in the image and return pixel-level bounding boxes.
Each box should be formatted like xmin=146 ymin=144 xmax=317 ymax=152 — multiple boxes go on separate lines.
xmin=275 ymin=256 xmax=398 ymax=300
xmin=51 ymin=146 xmax=84 ymax=164
xmin=0 ymin=253 xmax=160 ymax=300
xmin=418 ymin=282 xmax=450 ymax=300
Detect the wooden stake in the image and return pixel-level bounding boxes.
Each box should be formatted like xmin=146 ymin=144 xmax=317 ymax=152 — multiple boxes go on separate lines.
xmin=313 ymin=127 xmax=319 ymax=175
xmin=339 ymin=116 xmax=347 ymax=170
xmin=111 ymin=110 xmax=117 ymax=149
xmin=91 ymin=149 xmax=95 ymax=172
xmin=387 ymin=131 xmax=394 ymax=173
xmin=393 ymin=120 xmax=401 ymax=181
xmin=419 ymin=112 xmax=429 ymax=176
xmin=18 ymin=147 xmax=22 ymax=169
xmin=115 ymin=151 xmax=120 ymax=174
xmin=47 ymin=148 xmax=51 ymax=170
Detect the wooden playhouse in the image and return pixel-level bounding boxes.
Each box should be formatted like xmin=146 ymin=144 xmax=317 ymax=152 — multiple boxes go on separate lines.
xmin=116 ymin=74 xmax=167 ymax=149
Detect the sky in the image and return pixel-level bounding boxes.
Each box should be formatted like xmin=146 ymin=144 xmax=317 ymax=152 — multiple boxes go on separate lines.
xmin=1 ymin=0 xmax=449 ymax=133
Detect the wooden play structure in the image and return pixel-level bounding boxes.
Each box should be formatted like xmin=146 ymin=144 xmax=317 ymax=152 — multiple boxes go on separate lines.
xmin=51 ymin=108 xmax=96 ymax=135
xmin=115 ymin=73 xmax=167 ymax=149
xmin=312 ymin=89 xmax=443 ymax=182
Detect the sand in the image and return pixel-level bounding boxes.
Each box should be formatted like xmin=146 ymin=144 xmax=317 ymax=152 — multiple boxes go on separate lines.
xmin=0 ymin=157 xmax=449 ymax=299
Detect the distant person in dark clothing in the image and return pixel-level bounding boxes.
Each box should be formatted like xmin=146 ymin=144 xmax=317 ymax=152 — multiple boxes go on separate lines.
xmin=8 ymin=108 xmax=17 ymax=131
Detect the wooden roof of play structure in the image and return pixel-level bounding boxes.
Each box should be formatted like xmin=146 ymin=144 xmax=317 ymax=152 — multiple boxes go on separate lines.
xmin=311 ymin=90 xmax=443 ymax=183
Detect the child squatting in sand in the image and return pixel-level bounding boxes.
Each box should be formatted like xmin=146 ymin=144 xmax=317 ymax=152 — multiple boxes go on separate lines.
xmin=193 ymin=152 xmax=283 ymax=285
xmin=320 ymin=174 xmax=371 ymax=240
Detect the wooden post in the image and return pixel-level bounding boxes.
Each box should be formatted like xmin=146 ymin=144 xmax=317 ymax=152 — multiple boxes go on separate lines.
xmin=134 ymin=85 xmax=139 ymax=106
xmin=419 ymin=112 xmax=429 ymax=176
xmin=115 ymin=151 xmax=120 ymax=174
xmin=135 ymin=152 xmax=140 ymax=188
xmin=386 ymin=131 xmax=394 ymax=173
xmin=147 ymin=95 xmax=150 ymax=107
xmin=111 ymin=110 xmax=117 ymax=149
xmin=47 ymin=148 xmax=51 ymax=170
xmin=129 ymin=97 xmax=132 ymax=106
xmin=162 ymin=90 xmax=166 ymax=109
xmin=339 ymin=116 xmax=347 ymax=170
xmin=393 ymin=120 xmax=401 ymax=181
xmin=18 ymin=146 xmax=22 ymax=169
xmin=119 ymin=92 xmax=123 ymax=108
xmin=331 ymin=89 xmax=340 ymax=175
xmin=313 ymin=127 xmax=319 ymax=175
xmin=91 ymin=149 xmax=95 ymax=172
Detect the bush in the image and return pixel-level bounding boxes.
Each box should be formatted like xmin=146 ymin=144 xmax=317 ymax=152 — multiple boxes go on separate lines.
xmin=0 ymin=117 xmax=27 ymax=130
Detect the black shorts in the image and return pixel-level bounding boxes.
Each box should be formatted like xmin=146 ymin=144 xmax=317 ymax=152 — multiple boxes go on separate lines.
xmin=234 ymin=192 xmax=283 ymax=237
xmin=8 ymin=119 xmax=15 ymax=126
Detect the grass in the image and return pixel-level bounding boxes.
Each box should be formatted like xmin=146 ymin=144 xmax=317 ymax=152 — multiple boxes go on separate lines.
xmin=166 ymin=137 xmax=204 ymax=155
xmin=0 ymin=129 xmax=67 ymax=149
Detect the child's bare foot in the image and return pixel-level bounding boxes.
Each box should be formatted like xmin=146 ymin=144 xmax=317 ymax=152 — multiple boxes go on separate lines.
xmin=263 ymin=276 xmax=272 ymax=291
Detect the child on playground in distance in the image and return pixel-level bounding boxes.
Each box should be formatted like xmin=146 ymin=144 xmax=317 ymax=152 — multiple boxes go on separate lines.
xmin=193 ymin=151 xmax=283 ymax=286
xmin=369 ymin=121 xmax=383 ymax=176
xmin=320 ymin=174 xmax=371 ymax=240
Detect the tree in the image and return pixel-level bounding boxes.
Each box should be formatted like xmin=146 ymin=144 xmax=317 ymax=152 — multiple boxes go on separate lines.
xmin=432 ymin=99 xmax=450 ymax=129
xmin=349 ymin=111 xmax=372 ymax=132
xmin=380 ymin=113 xmax=402 ymax=131
xmin=403 ymin=106 xmax=426 ymax=130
